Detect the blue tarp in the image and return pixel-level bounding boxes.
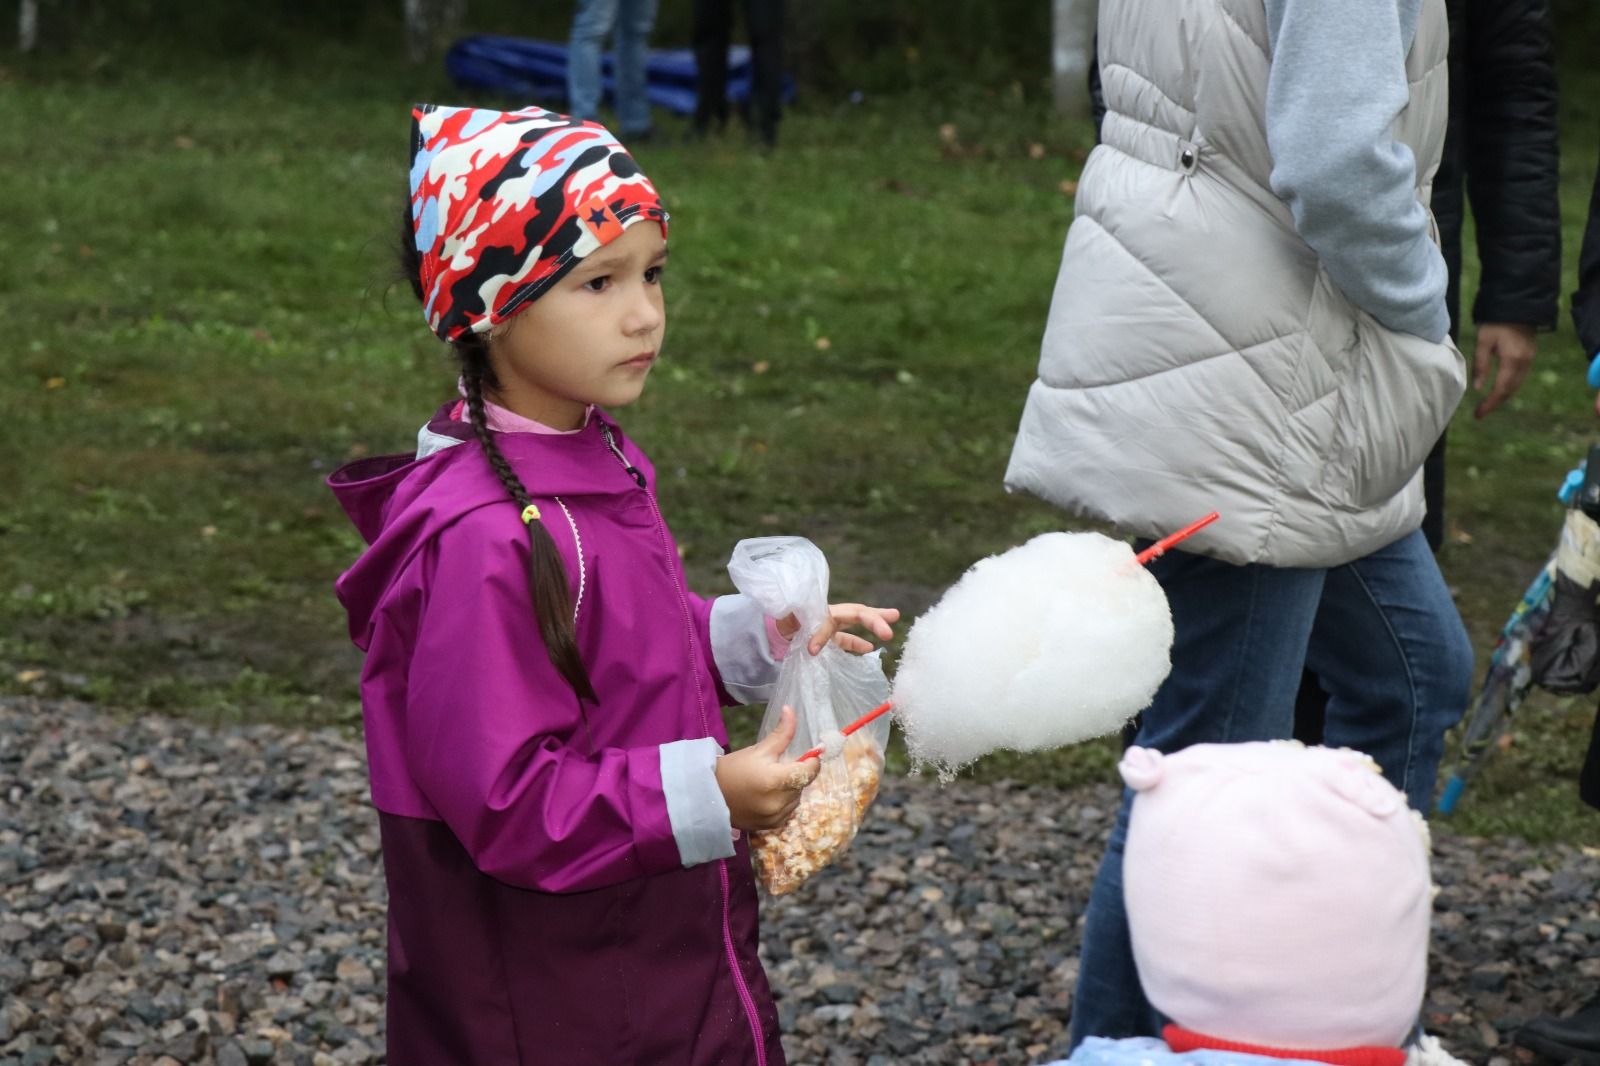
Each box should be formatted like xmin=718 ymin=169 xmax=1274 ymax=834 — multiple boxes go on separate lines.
xmin=444 ymin=35 xmax=795 ymax=116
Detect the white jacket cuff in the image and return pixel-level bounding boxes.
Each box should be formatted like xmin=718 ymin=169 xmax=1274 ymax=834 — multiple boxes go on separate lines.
xmin=708 ymin=593 xmax=782 ymax=704
xmin=658 ymin=738 xmax=736 ymax=867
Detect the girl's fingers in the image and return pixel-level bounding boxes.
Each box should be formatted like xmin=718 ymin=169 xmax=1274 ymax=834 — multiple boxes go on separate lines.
xmin=761 ymin=706 xmax=799 ymax=756
xmin=828 ymin=603 xmax=900 ymax=640
xmin=802 ymin=604 xmax=903 ymax=654
xmin=833 ymin=633 xmax=874 ymax=654
xmin=807 ymin=621 xmax=836 ymax=656
xmin=780 ymin=753 xmax=822 ymax=791
xmin=783 ymin=757 xmax=821 ymax=791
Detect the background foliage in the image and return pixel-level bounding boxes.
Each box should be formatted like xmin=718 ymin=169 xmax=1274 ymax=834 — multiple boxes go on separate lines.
xmin=4 ymin=0 xmax=1599 ymax=845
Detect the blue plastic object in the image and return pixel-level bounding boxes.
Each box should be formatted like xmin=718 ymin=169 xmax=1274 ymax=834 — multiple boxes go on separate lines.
xmin=1587 ymin=351 xmax=1600 ymax=390
xmin=1436 ymin=774 xmax=1467 ymax=815
xmin=444 ymin=35 xmax=795 ymax=117
xmin=1561 ymin=467 xmax=1587 ymax=505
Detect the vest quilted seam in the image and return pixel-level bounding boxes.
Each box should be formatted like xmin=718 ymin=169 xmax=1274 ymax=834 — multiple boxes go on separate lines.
xmin=1064 ymin=214 xmax=1311 ymax=405
xmin=1099 ymin=63 xmax=1199 ymax=118
xmin=1214 ymin=2 xmax=1269 ymax=59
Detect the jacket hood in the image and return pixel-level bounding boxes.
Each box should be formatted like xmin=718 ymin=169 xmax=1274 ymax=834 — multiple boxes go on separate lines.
xmin=326 ymin=403 xmax=649 ymax=648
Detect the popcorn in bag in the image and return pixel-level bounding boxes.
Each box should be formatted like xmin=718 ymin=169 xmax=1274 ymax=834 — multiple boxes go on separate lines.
xmin=726 ymin=538 xmax=891 ymax=895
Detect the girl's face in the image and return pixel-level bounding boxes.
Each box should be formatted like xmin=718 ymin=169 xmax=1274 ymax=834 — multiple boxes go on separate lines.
xmin=486 ymin=221 xmax=668 ymax=430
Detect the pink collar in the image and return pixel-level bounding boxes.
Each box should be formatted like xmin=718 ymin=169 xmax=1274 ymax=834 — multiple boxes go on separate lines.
xmin=449 ymin=397 xmax=592 ymax=435
xmin=1164 ymin=1025 xmax=1406 ymax=1066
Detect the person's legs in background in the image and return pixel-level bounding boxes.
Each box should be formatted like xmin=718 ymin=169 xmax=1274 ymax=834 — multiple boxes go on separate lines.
xmin=1296 ymin=441 xmax=1452 ymax=747
xmin=568 ymin=0 xmax=620 ymax=123
xmin=692 ymin=0 xmax=732 ymax=135
xmin=1308 ymin=528 xmax=1473 ymax=813
xmin=612 ymin=0 xmax=658 ymax=138
xmin=744 ymin=0 xmax=784 ymax=147
xmin=1069 ymin=550 xmax=1323 ymax=1048
xmin=1422 ymin=434 xmax=1448 ymax=554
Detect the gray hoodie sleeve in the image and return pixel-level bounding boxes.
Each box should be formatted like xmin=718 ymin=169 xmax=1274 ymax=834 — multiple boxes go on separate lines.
xmin=1264 ymin=0 xmax=1451 ymax=343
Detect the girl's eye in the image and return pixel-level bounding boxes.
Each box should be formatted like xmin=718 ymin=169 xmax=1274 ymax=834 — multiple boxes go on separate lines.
xmin=644 ymin=266 xmax=664 ymax=284
xmin=583 ymin=276 xmax=609 ymax=293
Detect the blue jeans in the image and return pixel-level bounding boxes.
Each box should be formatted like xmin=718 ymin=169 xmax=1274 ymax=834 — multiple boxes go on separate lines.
xmin=568 ymin=0 xmax=658 ymax=135
xmin=1068 ymin=528 xmax=1473 ymax=1047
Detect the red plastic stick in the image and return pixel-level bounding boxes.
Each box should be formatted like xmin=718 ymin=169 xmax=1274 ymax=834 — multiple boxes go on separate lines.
xmin=1133 ymin=511 xmax=1220 ymax=566
xmin=798 ymin=699 xmax=893 ymax=761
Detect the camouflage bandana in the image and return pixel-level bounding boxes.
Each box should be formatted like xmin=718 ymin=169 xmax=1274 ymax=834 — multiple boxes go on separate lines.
xmin=409 ymin=104 xmax=669 ymax=342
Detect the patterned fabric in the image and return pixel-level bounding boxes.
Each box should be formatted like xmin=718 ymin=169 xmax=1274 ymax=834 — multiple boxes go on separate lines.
xmin=408 ymin=103 xmax=669 ymax=342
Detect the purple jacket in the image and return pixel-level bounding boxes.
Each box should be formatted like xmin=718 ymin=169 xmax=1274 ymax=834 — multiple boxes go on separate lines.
xmin=329 ymin=406 xmax=786 ymax=1065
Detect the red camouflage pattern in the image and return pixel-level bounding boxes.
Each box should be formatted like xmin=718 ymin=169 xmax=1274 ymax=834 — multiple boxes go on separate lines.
xmin=409 ymin=104 xmax=668 ymax=342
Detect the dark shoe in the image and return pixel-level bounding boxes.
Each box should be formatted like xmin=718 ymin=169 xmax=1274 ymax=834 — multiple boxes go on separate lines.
xmin=1516 ymin=996 xmax=1600 ymax=1064
xmin=621 ymin=126 xmax=657 ymax=146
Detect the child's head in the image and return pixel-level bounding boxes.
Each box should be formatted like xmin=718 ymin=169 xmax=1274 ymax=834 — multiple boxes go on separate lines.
xmin=406 ymin=104 xmax=667 ymax=335
xmin=1119 ymin=741 xmax=1433 ymax=1052
xmin=403 ymin=103 xmax=670 ymax=414
xmin=399 ymin=104 xmax=670 ymax=703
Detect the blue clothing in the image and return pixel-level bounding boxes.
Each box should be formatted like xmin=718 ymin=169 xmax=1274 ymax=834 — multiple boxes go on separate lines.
xmin=1054 ymin=1036 xmax=1332 ymax=1066
xmin=567 ymin=0 xmax=658 ymax=135
xmin=1069 ymin=529 xmax=1473 ymax=1047
xmin=1264 ymin=0 xmax=1451 ymax=342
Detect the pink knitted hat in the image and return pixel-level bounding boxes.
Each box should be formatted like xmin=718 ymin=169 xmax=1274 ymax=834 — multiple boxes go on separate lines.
xmin=1120 ymin=742 xmax=1433 ymax=1051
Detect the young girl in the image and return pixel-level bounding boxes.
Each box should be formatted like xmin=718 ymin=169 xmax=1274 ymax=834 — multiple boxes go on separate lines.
xmin=329 ymin=104 xmax=898 ymax=1065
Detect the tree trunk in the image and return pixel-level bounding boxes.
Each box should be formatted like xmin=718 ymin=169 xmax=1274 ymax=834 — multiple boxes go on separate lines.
xmin=1051 ymin=0 xmax=1095 ymax=118
xmin=19 ymin=0 xmax=39 ymax=52
xmin=403 ymin=0 xmax=467 ymax=65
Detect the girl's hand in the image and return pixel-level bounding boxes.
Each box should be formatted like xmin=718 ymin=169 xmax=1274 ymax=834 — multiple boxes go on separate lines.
xmin=716 ymin=706 xmax=821 ymax=831
xmin=777 ymin=603 xmax=901 ymax=656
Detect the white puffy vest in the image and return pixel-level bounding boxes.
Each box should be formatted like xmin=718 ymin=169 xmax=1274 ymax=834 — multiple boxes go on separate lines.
xmin=1005 ymin=0 xmax=1462 ymax=567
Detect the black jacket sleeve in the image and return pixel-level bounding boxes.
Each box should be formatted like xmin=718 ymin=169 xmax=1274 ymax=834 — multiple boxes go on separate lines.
xmin=1090 ymin=34 xmax=1106 ymax=143
xmin=1576 ymin=151 xmax=1600 ymax=357
xmin=1459 ymin=0 xmax=1562 ymax=330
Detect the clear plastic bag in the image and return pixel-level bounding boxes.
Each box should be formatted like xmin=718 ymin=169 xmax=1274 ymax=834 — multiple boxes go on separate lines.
xmin=727 ymin=538 xmax=891 ymax=894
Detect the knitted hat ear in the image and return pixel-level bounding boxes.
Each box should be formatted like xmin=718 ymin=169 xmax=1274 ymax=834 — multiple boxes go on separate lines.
xmin=1119 ymin=746 xmax=1165 ymax=791
xmin=1326 ymin=750 xmax=1402 ymax=819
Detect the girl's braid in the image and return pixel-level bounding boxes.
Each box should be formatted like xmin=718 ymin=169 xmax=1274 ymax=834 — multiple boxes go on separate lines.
xmin=459 ymin=337 xmax=599 ymax=706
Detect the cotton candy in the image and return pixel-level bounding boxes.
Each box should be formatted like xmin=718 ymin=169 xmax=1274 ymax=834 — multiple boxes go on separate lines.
xmin=892 ymin=532 xmax=1174 ymax=776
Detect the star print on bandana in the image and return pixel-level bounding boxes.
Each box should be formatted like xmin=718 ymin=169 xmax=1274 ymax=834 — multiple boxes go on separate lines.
xmin=581 ymin=197 xmax=625 ymax=243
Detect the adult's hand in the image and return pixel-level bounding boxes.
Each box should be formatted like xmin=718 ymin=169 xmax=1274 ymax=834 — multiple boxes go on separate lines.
xmin=1472 ymin=322 xmax=1538 ymax=419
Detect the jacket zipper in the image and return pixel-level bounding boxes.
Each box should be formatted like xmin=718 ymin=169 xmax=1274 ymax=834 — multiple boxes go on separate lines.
xmin=597 ymin=421 xmax=768 ymax=1064
xmin=720 ymin=859 xmax=769 ymax=1066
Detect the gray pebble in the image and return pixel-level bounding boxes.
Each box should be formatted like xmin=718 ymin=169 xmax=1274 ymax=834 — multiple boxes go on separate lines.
xmin=5 ymin=695 xmax=1597 ymax=1065
xmin=215 ymin=1042 xmax=249 ymax=1066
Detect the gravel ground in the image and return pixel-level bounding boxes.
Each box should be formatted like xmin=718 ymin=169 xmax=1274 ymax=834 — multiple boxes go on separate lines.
xmin=3 ymin=697 xmax=1597 ymax=1066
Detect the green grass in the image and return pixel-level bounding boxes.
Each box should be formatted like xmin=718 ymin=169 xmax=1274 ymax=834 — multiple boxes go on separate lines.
xmin=2 ymin=42 xmax=1598 ymax=844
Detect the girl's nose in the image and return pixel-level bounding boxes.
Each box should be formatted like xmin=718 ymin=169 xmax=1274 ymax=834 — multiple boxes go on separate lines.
xmin=625 ymin=286 xmax=664 ymax=335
